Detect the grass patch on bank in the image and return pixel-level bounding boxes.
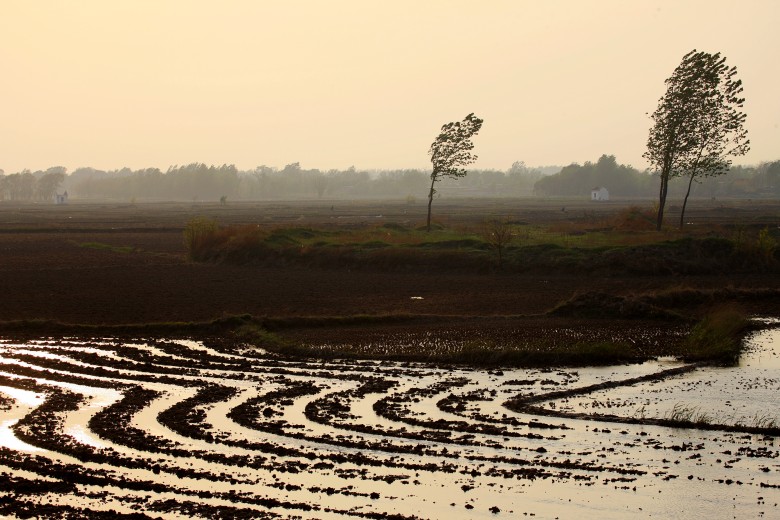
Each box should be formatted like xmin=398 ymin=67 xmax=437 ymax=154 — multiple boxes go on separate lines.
xmin=665 ymin=403 xmax=715 ymax=425
xmin=660 ymin=404 xmax=779 ymax=431
xmin=679 ymin=306 xmax=751 ymax=364
xmin=75 ymin=241 xmax=136 ymax=254
xmin=183 ymin=218 xmax=779 ymax=275
xmin=0 ymin=314 xmax=261 ymax=337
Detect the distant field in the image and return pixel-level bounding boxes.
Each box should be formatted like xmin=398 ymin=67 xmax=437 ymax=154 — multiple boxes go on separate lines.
xmin=1 ymin=197 xmax=778 ymax=231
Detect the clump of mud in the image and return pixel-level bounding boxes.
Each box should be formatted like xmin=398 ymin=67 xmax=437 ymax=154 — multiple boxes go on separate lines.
xmin=549 ymin=292 xmax=684 ymax=320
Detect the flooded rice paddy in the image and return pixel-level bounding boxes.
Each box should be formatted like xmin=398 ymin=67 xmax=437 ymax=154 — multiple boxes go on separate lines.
xmin=0 ymin=323 xmax=779 ymax=519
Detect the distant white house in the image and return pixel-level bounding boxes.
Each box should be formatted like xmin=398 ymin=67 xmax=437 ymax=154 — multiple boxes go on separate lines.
xmin=55 ymin=191 xmax=68 ymax=204
xmin=591 ymin=187 xmax=609 ymax=201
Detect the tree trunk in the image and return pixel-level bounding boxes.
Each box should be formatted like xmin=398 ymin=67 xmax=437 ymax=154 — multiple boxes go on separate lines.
xmin=679 ymin=173 xmax=697 ymax=230
xmin=656 ymin=172 xmax=668 ymax=231
xmin=426 ymin=175 xmax=437 ymax=232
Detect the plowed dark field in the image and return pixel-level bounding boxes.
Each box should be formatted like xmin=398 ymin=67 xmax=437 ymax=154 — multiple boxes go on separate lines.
xmin=0 ymin=199 xmax=777 ymax=325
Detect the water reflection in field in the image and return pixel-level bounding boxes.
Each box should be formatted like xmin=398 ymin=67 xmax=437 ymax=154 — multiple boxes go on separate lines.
xmin=547 ymin=327 xmax=780 ymax=428
xmin=0 ymin=323 xmax=777 ymax=518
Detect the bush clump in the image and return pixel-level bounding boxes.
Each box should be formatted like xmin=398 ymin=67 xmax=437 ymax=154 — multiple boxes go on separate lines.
xmin=183 ymin=216 xmax=219 ymax=260
xmin=680 ymin=306 xmax=750 ymax=364
xmin=182 ymin=221 xmax=780 ymax=275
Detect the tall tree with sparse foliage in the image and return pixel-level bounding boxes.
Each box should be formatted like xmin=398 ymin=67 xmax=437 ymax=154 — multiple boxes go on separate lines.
xmin=644 ymin=50 xmax=749 ymax=231
xmin=426 ymin=113 xmax=483 ymax=231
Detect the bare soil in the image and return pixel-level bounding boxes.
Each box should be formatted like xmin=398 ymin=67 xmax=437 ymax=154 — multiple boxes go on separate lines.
xmin=0 ymin=199 xmax=777 ymax=326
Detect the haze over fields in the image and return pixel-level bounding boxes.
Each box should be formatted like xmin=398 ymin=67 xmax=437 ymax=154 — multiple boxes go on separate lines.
xmin=1 ymin=0 xmax=778 ymax=173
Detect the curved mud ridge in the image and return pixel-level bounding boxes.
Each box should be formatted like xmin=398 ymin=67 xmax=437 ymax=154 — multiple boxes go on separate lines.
xmin=1 ymin=335 xmax=779 ymax=518
xmin=505 ymin=363 xmax=780 ymax=436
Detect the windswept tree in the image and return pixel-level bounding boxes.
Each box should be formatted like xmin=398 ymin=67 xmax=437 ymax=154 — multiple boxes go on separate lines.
xmin=426 ymin=113 xmax=483 ymax=231
xmin=674 ymin=54 xmax=749 ymax=229
xmin=644 ymin=50 xmax=749 ymax=230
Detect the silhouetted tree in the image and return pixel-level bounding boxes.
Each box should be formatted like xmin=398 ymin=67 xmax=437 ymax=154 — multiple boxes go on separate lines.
xmin=762 ymin=161 xmax=780 ymax=196
xmin=483 ymin=218 xmax=513 ymax=267
xmin=645 ymin=50 xmax=749 ymax=230
xmin=533 ymin=155 xmax=648 ymax=197
xmin=426 ymin=113 xmax=483 ymax=231
xmin=37 ymin=167 xmax=67 ymax=201
xmin=313 ymin=172 xmax=329 ymax=198
xmin=506 ymin=161 xmax=543 ymax=195
xmin=5 ymin=171 xmax=37 ymax=201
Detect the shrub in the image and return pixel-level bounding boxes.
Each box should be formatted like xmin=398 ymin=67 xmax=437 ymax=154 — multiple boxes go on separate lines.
xmin=183 ymin=216 xmax=218 ymax=260
xmin=681 ymin=305 xmax=749 ymax=364
xmin=756 ymin=227 xmax=778 ymax=265
xmin=482 ymin=219 xmax=514 ymax=267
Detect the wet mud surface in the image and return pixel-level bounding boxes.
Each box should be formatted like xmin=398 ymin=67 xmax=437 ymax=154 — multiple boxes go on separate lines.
xmin=1 ymin=327 xmax=780 ymax=518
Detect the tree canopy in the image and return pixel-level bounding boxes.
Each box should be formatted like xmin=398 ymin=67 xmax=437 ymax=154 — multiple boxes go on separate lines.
xmin=426 ymin=113 xmax=483 ymax=231
xmin=533 ymin=154 xmax=651 ymax=197
xmin=645 ymin=50 xmax=749 ymax=230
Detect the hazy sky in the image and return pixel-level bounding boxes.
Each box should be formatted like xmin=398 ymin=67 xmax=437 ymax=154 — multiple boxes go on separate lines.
xmin=2 ymin=1 xmax=778 ymax=174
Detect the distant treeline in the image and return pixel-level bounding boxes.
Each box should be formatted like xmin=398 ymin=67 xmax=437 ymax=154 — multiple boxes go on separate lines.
xmin=1 ymin=156 xmax=778 ymax=202
xmin=0 ymin=167 xmax=67 ymax=202
xmin=64 ymin=162 xmax=558 ymax=201
xmin=535 ymin=155 xmax=780 ymax=199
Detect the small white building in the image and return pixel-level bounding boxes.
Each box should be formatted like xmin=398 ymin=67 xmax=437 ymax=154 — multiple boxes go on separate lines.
xmin=55 ymin=191 xmax=68 ymax=204
xmin=590 ymin=187 xmax=609 ymax=201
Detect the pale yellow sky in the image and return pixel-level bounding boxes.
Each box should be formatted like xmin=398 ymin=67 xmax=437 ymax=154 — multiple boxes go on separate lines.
xmin=1 ymin=0 xmax=778 ymax=173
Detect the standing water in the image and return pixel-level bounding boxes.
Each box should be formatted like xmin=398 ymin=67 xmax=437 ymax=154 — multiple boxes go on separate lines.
xmin=0 ymin=324 xmax=778 ymax=518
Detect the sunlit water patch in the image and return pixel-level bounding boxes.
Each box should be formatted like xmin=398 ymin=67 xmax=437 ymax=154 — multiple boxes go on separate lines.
xmin=0 ymin=330 xmax=778 ymax=518
xmin=544 ymin=327 xmax=780 ymax=428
